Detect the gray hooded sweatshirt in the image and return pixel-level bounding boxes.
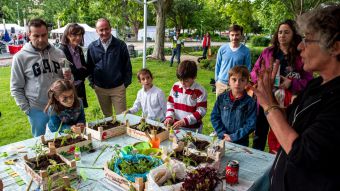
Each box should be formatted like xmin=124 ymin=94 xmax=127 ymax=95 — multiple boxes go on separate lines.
xmin=10 ymin=42 xmax=66 ymax=114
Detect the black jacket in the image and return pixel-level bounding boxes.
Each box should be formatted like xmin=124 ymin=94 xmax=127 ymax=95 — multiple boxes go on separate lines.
xmin=87 ymin=36 xmax=132 ymax=89
xmin=270 ymin=76 xmax=340 ymax=191
xmin=59 ymin=44 xmax=89 ymax=107
xmin=59 ymin=44 xmax=88 ymax=81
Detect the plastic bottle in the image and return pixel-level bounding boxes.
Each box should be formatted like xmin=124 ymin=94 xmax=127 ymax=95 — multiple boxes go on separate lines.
xmin=74 ymin=146 xmax=81 ymax=162
xmin=61 ymin=58 xmax=74 ymax=81
xmin=273 ymin=59 xmax=280 ymax=87
xmin=168 ymin=127 xmax=175 ymax=149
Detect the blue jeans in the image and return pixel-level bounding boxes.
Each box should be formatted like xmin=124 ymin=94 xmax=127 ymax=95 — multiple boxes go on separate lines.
xmin=27 ymin=107 xmax=49 ymax=137
xmin=170 ymin=47 xmax=181 ymax=66
xmin=202 ymin=47 xmax=208 ymax=59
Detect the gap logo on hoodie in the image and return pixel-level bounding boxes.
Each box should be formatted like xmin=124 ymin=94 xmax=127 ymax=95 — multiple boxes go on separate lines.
xmin=32 ymin=59 xmax=61 ymax=76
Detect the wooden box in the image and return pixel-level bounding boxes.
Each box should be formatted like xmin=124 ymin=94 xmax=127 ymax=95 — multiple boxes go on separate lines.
xmin=126 ymin=121 xmax=169 ymax=142
xmin=172 ymin=132 xmax=225 ymax=160
xmin=86 ymin=117 xmax=126 ymax=141
xmin=41 ymin=133 xmax=92 ymax=154
xmin=23 ymin=146 xmax=77 ymax=191
xmin=103 ymin=163 xmax=144 ymax=191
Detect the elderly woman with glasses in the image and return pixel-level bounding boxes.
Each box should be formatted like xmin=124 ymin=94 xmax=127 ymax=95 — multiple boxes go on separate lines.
xmin=250 ymin=19 xmax=313 ymax=153
xmin=251 ymin=4 xmax=340 ymax=191
xmin=59 ymin=23 xmax=89 ymax=108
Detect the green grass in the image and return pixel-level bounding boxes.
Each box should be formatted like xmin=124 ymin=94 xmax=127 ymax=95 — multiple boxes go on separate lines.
xmin=0 ymin=58 xmax=217 ymax=146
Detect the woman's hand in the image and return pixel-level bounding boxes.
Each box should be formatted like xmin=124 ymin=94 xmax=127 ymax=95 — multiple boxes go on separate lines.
xmin=249 ymin=59 xmax=278 ymax=109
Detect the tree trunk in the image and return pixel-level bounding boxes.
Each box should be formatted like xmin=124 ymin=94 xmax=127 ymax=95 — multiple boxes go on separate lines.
xmin=132 ymin=22 xmax=139 ymax=41
xmin=151 ymin=0 xmax=172 ymax=61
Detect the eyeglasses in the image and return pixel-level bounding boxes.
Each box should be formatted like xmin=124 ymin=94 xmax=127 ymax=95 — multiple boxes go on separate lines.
xmin=301 ymin=37 xmax=320 ymax=47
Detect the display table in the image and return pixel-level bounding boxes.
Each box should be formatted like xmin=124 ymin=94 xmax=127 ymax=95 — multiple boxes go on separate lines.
xmin=0 ymin=114 xmax=274 ymax=191
xmin=8 ymin=45 xmax=23 ymax=54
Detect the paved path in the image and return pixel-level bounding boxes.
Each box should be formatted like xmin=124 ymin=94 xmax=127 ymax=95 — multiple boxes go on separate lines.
xmin=164 ymin=55 xmax=201 ymax=64
xmin=0 ymin=53 xmax=12 ymax=67
xmin=127 ymin=41 xmax=224 ymax=51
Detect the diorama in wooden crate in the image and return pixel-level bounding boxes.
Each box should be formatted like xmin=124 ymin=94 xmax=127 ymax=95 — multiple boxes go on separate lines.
xmin=104 ymin=145 xmax=163 ymax=191
xmin=165 ymin=132 xmax=224 ymax=170
xmin=41 ymin=131 xmax=92 ymax=154
xmin=173 ymin=131 xmax=225 ymax=160
xmin=23 ymin=143 xmax=77 ymax=191
xmin=126 ymin=117 xmax=169 ymax=142
xmin=147 ymin=161 xmax=223 ymax=191
xmin=86 ymin=116 xmax=126 ymax=141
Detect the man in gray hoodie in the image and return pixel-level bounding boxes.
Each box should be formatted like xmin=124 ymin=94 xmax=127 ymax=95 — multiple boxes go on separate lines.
xmin=10 ymin=18 xmax=66 ymax=137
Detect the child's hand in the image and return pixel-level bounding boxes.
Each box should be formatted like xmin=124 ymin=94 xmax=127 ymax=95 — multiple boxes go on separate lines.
xmin=172 ymin=119 xmax=186 ymax=129
xmin=223 ymin=134 xmax=232 ymax=142
xmin=163 ymin=118 xmax=174 ymax=126
xmin=63 ymin=70 xmax=72 ymax=81
xmin=72 ymin=123 xmax=85 ymax=134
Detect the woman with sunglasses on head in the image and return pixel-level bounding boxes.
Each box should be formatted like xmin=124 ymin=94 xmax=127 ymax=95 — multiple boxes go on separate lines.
xmin=59 ymin=23 xmax=89 ymax=108
xmin=45 ymin=79 xmax=86 ymax=133
xmin=251 ymin=19 xmax=313 ymax=153
xmin=251 ymin=4 xmax=340 ymax=191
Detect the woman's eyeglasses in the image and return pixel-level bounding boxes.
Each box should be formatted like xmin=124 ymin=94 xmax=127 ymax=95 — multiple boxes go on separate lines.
xmin=301 ymin=37 xmax=320 ymax=47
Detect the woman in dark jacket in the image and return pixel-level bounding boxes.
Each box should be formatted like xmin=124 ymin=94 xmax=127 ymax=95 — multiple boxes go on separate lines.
xmin=251 ymin=5 xmax=340 ymax=191
xmin=59 ymin=23 xmax=89 ymax=107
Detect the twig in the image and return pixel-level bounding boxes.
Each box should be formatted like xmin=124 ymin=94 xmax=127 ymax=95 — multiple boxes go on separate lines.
xmin=25 ymin=178 xmax=33 ymax=191
xmin=77 ymin=166 xmax=104 ymax=170
xmin=92 ymin=145 xmax=109 ymax=166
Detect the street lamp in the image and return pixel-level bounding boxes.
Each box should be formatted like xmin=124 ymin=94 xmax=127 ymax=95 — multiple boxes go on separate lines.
xmin=133 ymin=0 xmax=158 ymax=68
xmin=16 ymin=2 xmax=20 ymax=26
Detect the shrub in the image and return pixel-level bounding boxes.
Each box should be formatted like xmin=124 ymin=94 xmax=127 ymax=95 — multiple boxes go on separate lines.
xmin=146 ymin=47 xmax=172 ymax=56
xmin=250 ymin=35 xmax=270 ymax=47
xmin=250 ymin=48 xmax=263 ymax=68
xmin=199 ymin=59 xmax=216 ymax=71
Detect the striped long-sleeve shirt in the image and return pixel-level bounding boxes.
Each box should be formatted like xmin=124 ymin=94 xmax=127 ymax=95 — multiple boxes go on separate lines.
xmin=166 ymin=81 xmax=207 ymax=129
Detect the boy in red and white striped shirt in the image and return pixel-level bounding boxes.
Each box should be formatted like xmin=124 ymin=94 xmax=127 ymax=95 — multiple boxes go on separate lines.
xmin=164 ymin=60 xmax=207 ymax=133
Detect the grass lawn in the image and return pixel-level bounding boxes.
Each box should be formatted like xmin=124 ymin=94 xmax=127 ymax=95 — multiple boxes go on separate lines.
xmin=0 ymin=57 xmax=217 ymax=146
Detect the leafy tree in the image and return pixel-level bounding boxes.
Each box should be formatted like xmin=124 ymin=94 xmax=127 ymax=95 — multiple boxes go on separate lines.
xmin=166 ymin=0 xmax=203 ymax=32
xmin=280 ymin=0 xmax=339 ymax=17
xmin=253 ymin=0 xmax=293 ymax=34
xmin=217 ymin=0 xmax=254 ymax=33
xmin=104 ymin=0 xmax=144 ymax=40
xmin=151 ymin=0 xmax=173 ymax=61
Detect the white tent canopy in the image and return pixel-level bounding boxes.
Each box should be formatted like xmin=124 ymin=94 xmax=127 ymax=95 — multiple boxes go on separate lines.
xmin=0 ymin=23 xmax=25 ymax=34
xmin=51 ymin=23 xmax=117 ymax=47
xmin=138 ymin=26 xmax=156 ymax=41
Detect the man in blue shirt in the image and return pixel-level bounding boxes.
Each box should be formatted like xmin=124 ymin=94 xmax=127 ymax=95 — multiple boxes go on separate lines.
xmin=215 ymin=24 xmax=251 ymax=97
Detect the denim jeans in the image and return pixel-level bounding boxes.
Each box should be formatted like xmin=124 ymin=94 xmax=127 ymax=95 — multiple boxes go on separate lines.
xmin=27 ymin=107 xmax=49 ymax=137
xmin=170 ymin=47 xmax=181 ymax=66
xmin=202 ymin=47 xmax=208 ymax=59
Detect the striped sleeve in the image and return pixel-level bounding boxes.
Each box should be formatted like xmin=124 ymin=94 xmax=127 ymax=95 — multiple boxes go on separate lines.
xmin=166 ymin=85 xmax=175 ymax=120
xmin=185 ymin=87 xmax=208 ymax=126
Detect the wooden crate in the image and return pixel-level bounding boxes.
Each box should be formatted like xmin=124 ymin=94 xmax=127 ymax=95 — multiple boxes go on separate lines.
xmin=126 ymin=121 xmax=169 ymax=142
xmin=169 ymin=136 xmax=223 ymax=170
xmin=23 ymin=146 xmax=77 ymax=191
xmin=41 ymin=134 xmax=92 ymax=154
xmin=104 ymin=163 xmax=144 ymax=191
xmin=86 ymin=117 xmax=126 ymax=141
xmin=172 ymin=133 xmax=225 ymax=160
